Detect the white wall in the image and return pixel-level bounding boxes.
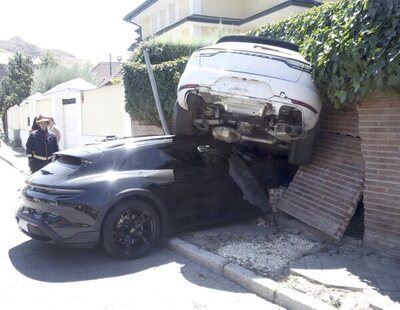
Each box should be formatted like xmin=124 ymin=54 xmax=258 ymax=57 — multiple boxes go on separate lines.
xmin=81 ymin=84 xmax=131 ymax=138
xmin=7 ymin=82 xmax=132 ymax=150
xmin=19 ymin=103 xmax=31 ymax=148
xmin=6 ymin=106 xmax=20 ymax=142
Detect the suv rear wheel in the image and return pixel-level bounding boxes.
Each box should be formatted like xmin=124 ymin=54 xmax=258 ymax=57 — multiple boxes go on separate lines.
xmin=288 ymin=124 xmax=318 ymax=166
xmin=172 ymin=100 xmax=196 ymax=135
xmin=102 ymin=200 xmax=160 ymax=260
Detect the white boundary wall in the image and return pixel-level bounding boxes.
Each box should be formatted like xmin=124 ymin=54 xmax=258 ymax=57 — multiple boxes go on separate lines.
xmin=6 ymin=82 xmax=132 ymax=150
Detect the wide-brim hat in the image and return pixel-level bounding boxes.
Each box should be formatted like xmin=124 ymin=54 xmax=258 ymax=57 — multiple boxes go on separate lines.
xmin=36 ymin=117 xmax=50 ymax=124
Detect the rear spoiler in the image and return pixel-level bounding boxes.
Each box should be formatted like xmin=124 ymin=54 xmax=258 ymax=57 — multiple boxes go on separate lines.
xmin=217 ymin=35 xmax=299 ymax=52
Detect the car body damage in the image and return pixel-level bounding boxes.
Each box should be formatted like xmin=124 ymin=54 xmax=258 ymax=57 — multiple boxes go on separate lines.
xmin=174 ymin=35 xmax=322 ymax=165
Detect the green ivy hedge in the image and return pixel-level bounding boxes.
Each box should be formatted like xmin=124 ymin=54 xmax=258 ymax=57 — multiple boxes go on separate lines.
xmin=123 ymin=56 xmax=189 ymax=124
xmin=124 ymin=0 xmax=400 ymax=124
xmin=130 ymin=41 xmax=203 ymax=65
xmin=248 ymin=0 xmax=400 ymax=108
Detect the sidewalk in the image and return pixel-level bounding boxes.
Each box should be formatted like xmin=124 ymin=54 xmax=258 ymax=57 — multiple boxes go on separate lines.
xmin=0 ymin=140 xmax=29 ymax=175
xmin=1 ymin=139 xmax=399 ymax=309
xmin=173 ymin=219 xmax=400 ymax=310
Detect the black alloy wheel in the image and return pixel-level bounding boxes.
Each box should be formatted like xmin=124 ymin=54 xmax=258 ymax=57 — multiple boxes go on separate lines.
xmin=102 ymin=200 xmax=160 ymax=260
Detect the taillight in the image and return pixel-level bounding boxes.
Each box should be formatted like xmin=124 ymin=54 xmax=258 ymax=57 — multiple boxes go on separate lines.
xmin=178 ymin=84 xmax=199 ymax=92
xmin=290 ymin=99 xmax=318 ymax=114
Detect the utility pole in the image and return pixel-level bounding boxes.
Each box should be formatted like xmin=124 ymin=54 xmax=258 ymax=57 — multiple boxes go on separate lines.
xmin=130 ymin=23 xmax=170 ymax=135
xmin=142 ymin=49 xmax=170 ymax=135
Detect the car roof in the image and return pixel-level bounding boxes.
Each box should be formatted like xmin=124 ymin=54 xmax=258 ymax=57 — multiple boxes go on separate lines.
xmin=57 ymin=135 xmax=223 ymax=159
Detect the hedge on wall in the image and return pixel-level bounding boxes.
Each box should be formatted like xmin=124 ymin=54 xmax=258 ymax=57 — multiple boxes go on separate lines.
xmin=123 ymin=56 xmax=189 ymax=124
xmin=248 ymin=0 xmax=400 ymax=108
xmin=124 ymin=39 xmax=209 ymax=125
xmin=130 ymin=41 xmax=203 ymax=65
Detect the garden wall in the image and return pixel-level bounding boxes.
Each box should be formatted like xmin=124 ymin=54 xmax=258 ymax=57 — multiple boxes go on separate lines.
xmin=358 ymin=92 xmax=400 ymax=257
xmin=277 ymin=104 xmax=365 ymax=240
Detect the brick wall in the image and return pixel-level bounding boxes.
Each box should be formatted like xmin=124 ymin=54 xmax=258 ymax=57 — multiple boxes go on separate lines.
xmin=320 ymin=104 xmax=359 ymax=137
xmin=131 ymin=121 xmax=164 ymax=136
xmin=277 ymin=101 xmax=364 ymax=240
xmin=277 ymin=132 xmax=365 ymax=239
xmin=358 ymin=92 xmax=400 ymax=257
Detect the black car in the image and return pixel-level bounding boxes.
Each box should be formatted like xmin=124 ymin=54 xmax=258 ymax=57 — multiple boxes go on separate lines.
xmin=16 ymin=135 xmax=296 ymax=259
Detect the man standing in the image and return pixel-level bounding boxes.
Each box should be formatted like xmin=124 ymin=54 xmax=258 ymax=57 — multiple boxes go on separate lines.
xmin=26 ymin=116 xmax=59 ymax=173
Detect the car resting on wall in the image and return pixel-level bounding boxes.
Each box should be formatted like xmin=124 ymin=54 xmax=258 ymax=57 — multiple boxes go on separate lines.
xmin=173 ymin=35 xmax=322 ymax=166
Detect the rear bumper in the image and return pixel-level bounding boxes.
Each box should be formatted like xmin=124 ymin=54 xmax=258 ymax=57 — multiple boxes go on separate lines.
xmin=178 ymin=87 xmax=320 ymax=130
xmin=16 ymin=207 xmax=99 ymax=247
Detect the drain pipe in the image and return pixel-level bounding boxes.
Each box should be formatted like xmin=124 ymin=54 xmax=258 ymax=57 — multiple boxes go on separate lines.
xmin=127 ymin=22 xmax=170 ymax=135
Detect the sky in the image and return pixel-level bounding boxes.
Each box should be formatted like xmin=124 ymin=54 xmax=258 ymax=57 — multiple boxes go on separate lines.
xmin=0 ymin=0 xmax=145 ymax=63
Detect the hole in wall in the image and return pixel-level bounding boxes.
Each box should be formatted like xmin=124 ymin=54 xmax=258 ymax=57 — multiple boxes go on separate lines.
xmin=344 ymin=197 xmax=364 ymax=239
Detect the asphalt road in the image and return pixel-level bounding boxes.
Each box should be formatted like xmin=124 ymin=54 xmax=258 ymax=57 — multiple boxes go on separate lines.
xmin=0 ymin=158 xmax=282 ymax=310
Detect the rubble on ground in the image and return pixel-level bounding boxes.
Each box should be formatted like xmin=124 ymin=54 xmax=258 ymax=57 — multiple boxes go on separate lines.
xmin=179 ymin=217 xmax=380 ymax=309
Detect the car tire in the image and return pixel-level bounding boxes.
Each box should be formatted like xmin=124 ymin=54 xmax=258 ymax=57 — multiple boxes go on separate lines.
xmin=288 ymin=124 xmax=319 ymax=166
xmin=172 ymin=100 xmax=196 ymax=135
xmin=102 ymin=200 xmax=160 ymax=260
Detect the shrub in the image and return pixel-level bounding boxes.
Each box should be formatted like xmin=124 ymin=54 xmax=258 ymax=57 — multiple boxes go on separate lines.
xmin=123 ymin=56 xmax=189 ymax=124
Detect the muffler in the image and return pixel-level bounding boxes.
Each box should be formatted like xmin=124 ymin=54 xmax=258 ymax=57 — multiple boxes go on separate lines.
xmin=212 ymin=127 xmax=277 ymax=144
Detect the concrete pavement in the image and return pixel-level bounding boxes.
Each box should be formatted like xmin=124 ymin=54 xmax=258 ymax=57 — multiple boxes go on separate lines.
xmin=0 ymin=140 xmax=29 ymax=175
xmin=1 ymin=139 xmax=399 ymax=309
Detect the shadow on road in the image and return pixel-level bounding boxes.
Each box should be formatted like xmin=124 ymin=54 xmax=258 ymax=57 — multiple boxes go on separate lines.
xmin=9 ymin=240 xmax=173 ymax=283
xmin=8 ymin=239 xmax=249 ymax=295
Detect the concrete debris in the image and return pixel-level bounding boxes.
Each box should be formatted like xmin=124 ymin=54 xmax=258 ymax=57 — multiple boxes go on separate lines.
xmin=216 ymin=233 xmax=318 ymax=276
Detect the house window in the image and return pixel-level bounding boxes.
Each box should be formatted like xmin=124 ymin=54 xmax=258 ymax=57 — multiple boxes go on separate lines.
xmin=62 ymin=98 xmax=76 ymax=105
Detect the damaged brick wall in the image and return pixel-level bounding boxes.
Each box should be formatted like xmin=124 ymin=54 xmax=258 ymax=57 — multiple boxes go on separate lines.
xmin=320 ymin=104 xmax=360 ymax=136
xmin=277 ymin=104 xmax=365 ymax=239
xmin=358 ymin=92 xmax=400 ymax=257
xmin=277 ymin=131 xmax=365 ymax=239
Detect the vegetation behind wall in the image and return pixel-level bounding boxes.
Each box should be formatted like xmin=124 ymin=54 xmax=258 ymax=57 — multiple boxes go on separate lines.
xmin=249 ymin=0 xmax=400 ymax=108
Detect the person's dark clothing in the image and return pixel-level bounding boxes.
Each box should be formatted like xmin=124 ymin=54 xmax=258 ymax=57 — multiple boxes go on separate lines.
xmin=26 ymin=129 xmax=59 ymax=173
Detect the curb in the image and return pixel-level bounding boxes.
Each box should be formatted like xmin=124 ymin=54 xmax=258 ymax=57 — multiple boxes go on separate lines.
xmin=0 ymin=152 xmax=15 ymax=168
xmin=0 ymin=143 xmax=29 ymax=175
xmin=165 ymin=237 xmax=335 ymax=310
xmin=0 ymin=152 xmax=28 ymax=175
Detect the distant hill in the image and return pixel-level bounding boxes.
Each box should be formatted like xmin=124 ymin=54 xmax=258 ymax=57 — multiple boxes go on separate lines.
xmin=0 ymin=36 xmax=90 ymax=68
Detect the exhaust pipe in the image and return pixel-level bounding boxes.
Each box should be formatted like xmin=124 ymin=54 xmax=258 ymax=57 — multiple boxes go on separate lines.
xmin=276 ymin=123 xmax=304 ymax=137
xmin=294 ymin=126 xmax=303 ymax=136
xmin=212 ymin=127 xmax=277 ymax=144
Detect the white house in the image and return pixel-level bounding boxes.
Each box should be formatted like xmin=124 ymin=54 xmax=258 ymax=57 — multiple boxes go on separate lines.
xmin=124 ymin=0 xmax=331 ymax=41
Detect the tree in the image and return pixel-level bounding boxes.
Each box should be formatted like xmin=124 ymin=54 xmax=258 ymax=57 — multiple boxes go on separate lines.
xmin=31 ymin=64 xmax=99 ymax=93
xmin=38 ymin=51 xmax=59 ymax=68
xmin=0 ymin=53 xmax=33 ymax=109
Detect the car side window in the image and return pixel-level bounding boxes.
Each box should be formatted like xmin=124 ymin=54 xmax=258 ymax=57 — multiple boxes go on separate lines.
xmin=145 ymin=148 xmax=175 ymax=169
xmin=120 ymin=150 xmax=147 ymax=170
xmin=157 ymin=144 xmax=203 ymax=169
